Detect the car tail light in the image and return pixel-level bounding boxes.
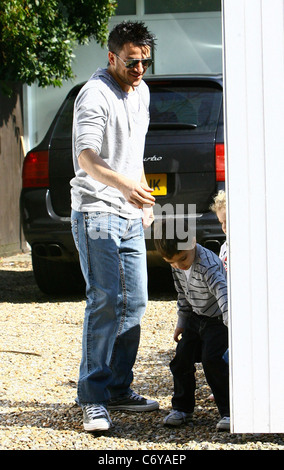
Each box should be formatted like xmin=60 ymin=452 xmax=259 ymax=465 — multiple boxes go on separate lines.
xmin=215 ymin=143 xmax=225 ymax=182
xmin=22 ymin=150 xmax=49 ymax=188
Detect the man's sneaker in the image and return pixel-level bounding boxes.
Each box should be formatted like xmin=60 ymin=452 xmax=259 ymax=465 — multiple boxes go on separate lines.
xmin=108 ymin=391 xmax=159 ymax=412
xmin=216 ymin=416 xmax=230 ymax=431
xmin=163 ymin=410 xmax=193 ymax=427
xmin=82 ymin=404 xmax=112 ymax=431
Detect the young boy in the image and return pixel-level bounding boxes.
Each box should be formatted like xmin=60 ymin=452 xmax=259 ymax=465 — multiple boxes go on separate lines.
xmin=154 ymin=220 xmax=230 ymax=431
xmin=210 ymin=190 xmax=227 ymax=271
xmin=210 ymin=190 xmax=229 ymax=366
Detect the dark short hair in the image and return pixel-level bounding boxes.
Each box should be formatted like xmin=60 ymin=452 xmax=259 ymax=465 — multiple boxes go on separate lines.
xmin=108 ymin=21 xmax=156 ymax=54
xmin=154 ymin=219 xmax=195 ymax=259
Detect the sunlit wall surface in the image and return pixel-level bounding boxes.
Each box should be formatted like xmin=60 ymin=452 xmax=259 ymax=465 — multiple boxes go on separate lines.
xmin=23 ymin=0 xmax=222 ymax=152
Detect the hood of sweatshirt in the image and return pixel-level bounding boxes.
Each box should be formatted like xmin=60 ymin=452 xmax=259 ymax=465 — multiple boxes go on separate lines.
xmin=89 ymin=68 xmax=145 ymax=136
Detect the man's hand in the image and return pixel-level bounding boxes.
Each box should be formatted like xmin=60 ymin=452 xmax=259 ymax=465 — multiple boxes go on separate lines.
xmin=174 ymin=327 xmax=184 ymax=343
xmin=119 ymin=179 xmax=155 ymax=209
xmin=142 ymin=204 xmax=155 ymax=229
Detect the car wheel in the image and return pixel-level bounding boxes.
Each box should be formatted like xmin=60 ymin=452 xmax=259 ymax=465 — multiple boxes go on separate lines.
xmin=31 ymin=250 xmax=85 ymax=295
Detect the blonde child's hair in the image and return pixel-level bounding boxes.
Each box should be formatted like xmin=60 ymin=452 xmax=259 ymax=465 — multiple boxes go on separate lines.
xmin=210 ymin=190 xmax=226 ymax=213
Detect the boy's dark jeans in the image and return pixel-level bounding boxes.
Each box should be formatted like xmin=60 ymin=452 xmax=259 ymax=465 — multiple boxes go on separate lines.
xmin=170 ymin=311 xmax=229 ymax=418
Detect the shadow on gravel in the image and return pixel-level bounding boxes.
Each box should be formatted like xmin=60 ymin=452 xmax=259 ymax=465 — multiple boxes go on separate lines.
xmin=0 ymin=269 xmax=84 ymax=303
xmin=0 ymin=265 xmax=176 ymax=303
xmin=2 ymin=397 xmax=283 ymax=449
xmin=0 ymin=397 xmax=219 ymax=444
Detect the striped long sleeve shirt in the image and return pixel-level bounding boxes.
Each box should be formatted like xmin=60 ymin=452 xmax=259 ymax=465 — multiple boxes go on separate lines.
xmin=172 ymin=244 xmax=228 ymax=328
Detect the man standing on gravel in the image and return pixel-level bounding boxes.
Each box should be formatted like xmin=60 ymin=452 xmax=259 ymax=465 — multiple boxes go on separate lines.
xmin=70 ymin=21 xmax=158 ymax=432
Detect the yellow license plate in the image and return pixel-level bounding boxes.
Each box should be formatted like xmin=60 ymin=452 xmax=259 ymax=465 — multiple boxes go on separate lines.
xmin=146 ymin=173 xmax=167 ymax=196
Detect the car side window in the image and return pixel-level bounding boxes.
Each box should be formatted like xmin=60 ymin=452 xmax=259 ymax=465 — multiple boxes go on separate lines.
xmin=149 ymin=86 xmax=222 ymax=132
xmin=52 ymin=95 xmax=76 ymax=140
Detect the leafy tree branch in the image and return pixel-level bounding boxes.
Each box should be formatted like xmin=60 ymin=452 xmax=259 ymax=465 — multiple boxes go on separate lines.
xmin=0 ymin=0 xmax=117 ymax=94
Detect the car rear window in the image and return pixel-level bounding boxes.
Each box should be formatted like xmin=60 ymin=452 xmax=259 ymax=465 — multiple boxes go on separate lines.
xmin=52 ymin=83 xmax=222 ymax=140
xmin=148 ymin=85 xmax=222 ymax=133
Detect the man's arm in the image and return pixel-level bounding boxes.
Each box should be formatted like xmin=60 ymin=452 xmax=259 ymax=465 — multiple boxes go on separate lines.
xmin=140 ymin=168 xmax=155 ymax=227
xmin=78 ymin=148 xmax=155 ymax=209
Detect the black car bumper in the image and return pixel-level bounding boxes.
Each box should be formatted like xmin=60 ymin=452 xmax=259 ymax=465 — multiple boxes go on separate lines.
xmin=21 ymin=189 xmax=225 ymax=266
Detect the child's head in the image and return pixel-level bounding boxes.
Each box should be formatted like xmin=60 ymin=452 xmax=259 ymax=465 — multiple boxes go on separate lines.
xmin=210 ymin=190 xmax=226 ymax=234
xmin=154 ymin=219 xmax=196 ymax=270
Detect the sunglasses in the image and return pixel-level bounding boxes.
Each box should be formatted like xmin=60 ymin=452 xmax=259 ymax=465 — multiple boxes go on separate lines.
xmin=114 ymin=53 xmax=153 ymax=69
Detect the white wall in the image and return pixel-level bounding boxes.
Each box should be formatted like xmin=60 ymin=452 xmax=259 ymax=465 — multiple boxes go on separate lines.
xmin=23 ymin=12 xmax=222 ymax=151
xmin=222 ymin=0 xmax=284 ymax=433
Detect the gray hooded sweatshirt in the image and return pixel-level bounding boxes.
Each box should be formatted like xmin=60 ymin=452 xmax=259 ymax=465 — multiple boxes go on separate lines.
xmin=71 ymin=68 xmax=150 ymax=219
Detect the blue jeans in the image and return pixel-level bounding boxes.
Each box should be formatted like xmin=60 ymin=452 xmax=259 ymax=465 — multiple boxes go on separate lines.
xmin=71 ymin=210 xmax=148 ymax=406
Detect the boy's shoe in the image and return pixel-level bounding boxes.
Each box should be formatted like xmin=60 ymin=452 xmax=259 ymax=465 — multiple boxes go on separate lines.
xmin=108 ymin=391 xmax=159 ymax=412
xmin=216 ymin=416 xmax=230 ymax=431
xmin=164 ymin=410 xmax=193 ymax=427
xmin=82 ymin=404 xmax=112 ymax=431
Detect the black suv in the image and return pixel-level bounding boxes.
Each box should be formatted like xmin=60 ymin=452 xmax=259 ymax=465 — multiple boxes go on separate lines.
xmin=20 ymin=74 xmax=225 ymax=294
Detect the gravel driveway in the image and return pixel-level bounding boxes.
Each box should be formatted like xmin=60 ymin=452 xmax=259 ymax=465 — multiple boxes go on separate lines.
xmin=0 ymin=252 xmax=283 ymax=451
